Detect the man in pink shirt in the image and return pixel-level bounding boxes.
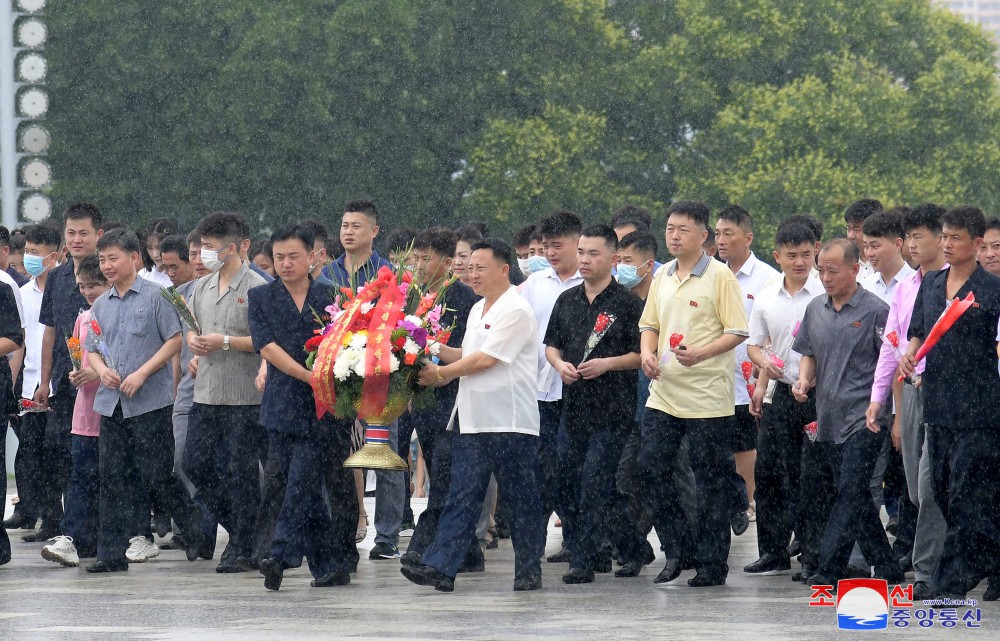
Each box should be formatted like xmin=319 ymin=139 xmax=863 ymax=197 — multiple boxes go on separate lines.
xmin=865 ymin=204 xmax=946 ymax=600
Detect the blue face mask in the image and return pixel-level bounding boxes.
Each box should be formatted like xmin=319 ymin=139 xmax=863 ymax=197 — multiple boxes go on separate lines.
xmin=24 ymin=253 xmax=52 ymax=277
xmin=526 ymin=256 xmax=550 ymax=274
xmin=616 ymin=260 xmax=651 ymax=289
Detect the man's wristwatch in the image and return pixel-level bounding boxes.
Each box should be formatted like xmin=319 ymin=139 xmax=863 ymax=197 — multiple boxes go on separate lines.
xmin=222 ymin=335 xmax=231 ymax=351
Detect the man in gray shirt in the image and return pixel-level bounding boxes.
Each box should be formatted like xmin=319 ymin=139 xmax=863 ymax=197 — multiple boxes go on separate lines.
xmin=182 ymin=213 xmax=268 ymax=573
xmin=86 ymin=229 xmax=202 ymax=573
xmin=792 ymin=239 xmax=902 ymax=587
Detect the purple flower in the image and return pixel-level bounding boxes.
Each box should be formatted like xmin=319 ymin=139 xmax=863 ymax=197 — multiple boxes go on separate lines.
xmin=412 ymin=327 xmax=428 ymax=349
xmin=397 ymin=319 xmax=418 ymax=333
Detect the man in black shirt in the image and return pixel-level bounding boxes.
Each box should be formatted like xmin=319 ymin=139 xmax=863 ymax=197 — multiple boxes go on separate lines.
xmin=0 ymin=280 xmax=25 ymax=564
xmin=544 ymin=224 xmax=646 ymax=583
xmin=29 ymin=203 xmax=103 ymax=541
xmin=901 ymin=206 xmax=1000 ymax=599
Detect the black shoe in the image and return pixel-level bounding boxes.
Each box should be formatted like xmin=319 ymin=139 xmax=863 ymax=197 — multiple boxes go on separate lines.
xmin=3 ymin=513 xmax=36 ymax=530
xmin=457 ymin=558 xmax=485 ymax=574
xmin=731 ymin=510 xmax=749 ymax=536
xmin=236 ymin=556 xmax=259 ymax=572
xmin=153 ymin=512 xmax=171 ymax=539
xmin=792 ymin=565 xmax=816 ymax=583
xmin=615 ymin=560 xmax=644 ymax=578
xmin=21 ymin=525 xmax=59 ymax=543
xmin=806 ymin=573 xmax=837 ymax=589
xmin=688 ymin=572 xmax=726 ymax=587
xmin=216 ymin=561 xmax=248 ymax=574
xmin=653 ymin=558 xmax=683 ymax=584
xmin=562 ymin=567 xmax=595 ymax=584
xmin=592 ymin=551 xmax=613 ymax=573
xmin=259 ymin=557 xmax=287 ymax=591
xmin=158 ymin=534 xmax=185 ymax=551
xmin=514 ymin=573 xmax=542 ymax=591
xmin=86 ymin=559 xmax=128 ymax=573
xmin=546 ymin=548 xmax=571 ymax=563
xmin=400 ymin=550 xmax=422 ymax=568
xmin=845 ymin=564 xmax=871 ymax=579
xmin=485 ymin=536 xmax=499 ymax=550
xmin=400 ymin=564 xmax=454 ymax=592
xmin=744 ymin=553 xmax=791 ymax=575
xmin=311 ymin=571 xmax=350 ymax=587
xmin=368 ymin=542 xmax=400 ymax=560
xmin=898 ymin=554 xmax=913 ymax=574
xmin=786 ymin=537 xmax=802 ymax=558
xmin=984 ymin=578 xmax=1000 ymax=602
xmin=913 ymin=580 xmax=934 ymax=601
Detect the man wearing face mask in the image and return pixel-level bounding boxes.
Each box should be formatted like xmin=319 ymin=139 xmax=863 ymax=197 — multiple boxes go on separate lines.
xmin=513 ymin=224 xmax=546 ymax=277
xmin=183 ymin=212 xmax=268 ymax=571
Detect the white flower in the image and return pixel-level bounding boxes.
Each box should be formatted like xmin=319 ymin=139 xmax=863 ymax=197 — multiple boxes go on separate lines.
xmin=404 ymin=314 xmax=423 ymax=327
xmin=403 ymin=338 xmax=420 ymax=355
xmin=427 ymin=340 xmax=442 ymax=357
xmin=389 ymin=354 xmax=400 ymax=373
xmin=360 ymin=301 xmax=375 ymax=314
xmin=353 ymin=357 xmax=367 ymax=378
xmin=333 ymin=357 xmax=353 ymax=381
xmin=349 ymin=333 xmax=368 ymax=350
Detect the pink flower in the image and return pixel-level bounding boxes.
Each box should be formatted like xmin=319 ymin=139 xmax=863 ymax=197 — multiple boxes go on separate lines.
xmin=426 ymin=305 xmax=442 ymax=333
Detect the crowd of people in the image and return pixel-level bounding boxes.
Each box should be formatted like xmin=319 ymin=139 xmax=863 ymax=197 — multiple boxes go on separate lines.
xmin=0 ymin=197 xmax=998 ymax=601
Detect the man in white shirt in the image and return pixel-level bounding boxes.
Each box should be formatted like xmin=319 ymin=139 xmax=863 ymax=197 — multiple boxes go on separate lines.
xmin=716 ymin=205 xmax=779 ymax=533
xmin=844 ymin=198 xmax=883 ymax=284
xmin=407 ymin=238 xmax=544 ymax=593
xmin=519 ymin=210 xmax=583 ymax=557
xmin=744 ymin=223 xmax=825 ymax=576
xmin=861 ymin=210 xmax=915 ymax=305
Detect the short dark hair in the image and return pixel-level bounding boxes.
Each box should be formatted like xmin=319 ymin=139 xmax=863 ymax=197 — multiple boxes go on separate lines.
xmin=466 ymin=220 xmax=490 ymax=239
xmin=344 ymin=199 xmax=379 ymax=225
xmin=942 ymin=206 xmax=987 ymax=239
xmin=611 ymin=205 xmax=652 ymax=232
xmin=780 ymin=214 xmax=824 ymax=243
xmin=703 ymin=226 xmax=716 ymax=247
xmin=512 ymin=224 xmax=541 ymax=248
xmin=159 ymin=234 xmax=189 ymax=261
xmin=64 ymin=202 xmax=103 ymax=228
xmin=861 ymin=211 xmax=904 ymax=240
xmin=9 ymin=233 xmax=24 ymax=252
xmin=75 ymin=254 xmax=106 ymax=284
xmin=717 ymin=204 xmax=753 ymax=233
xmin=619 ymin=231 xmax=658 ymax=256
xmin=325 ymin=235 xmax=343 ymax=259
xmin=905 ymin=204 xmax=945 ymax=235
xmin=97 ymin=228 xmax=141 ymax=255
xmin=0 ymin=226 xmax=9 ymax=248
xmin=196 ymin=212 xmax=249 ymax=244
xmin=775 ymin=223 xmax=816 ymax=248
xmin=270 ymin=222 xmax=315 ymax=252
xmin=249 ymin=238 xmax=272 ymax=260
xmin=666 ymin=200 xmax=710 ymax=230
xmin=470 ymin=238 xmax=514 ymax=268
xmin=186 ymin=229 xmax=203 ymax=248
xmin=413 ymin=227 xmax=458 ymax=258
xmin=987 ymin=217 xmax=1000 ymax=234
xmin=820 ymin=238 xmax=860 ymax=265
xmin=453 ymin=223 xmax=484 ymax=246
xmin=383 ymin=227 xmax=417 ymax=255
xmin=844 ymin=198 xmax=883 ymax=224
xmin=145 ymin=217 xmax=179 ymax=241
xmin=299 ymin=218 xmax=328 ymax=247
xmin=581 ymin=224 xmax=618 ymax=251
xmin=101 ymin=221 xmax=126 ymax=232
xmin=540 ymin=209 xmax=583 ymax=240
xmin=23 ymin=222 xmax=62 ymax=248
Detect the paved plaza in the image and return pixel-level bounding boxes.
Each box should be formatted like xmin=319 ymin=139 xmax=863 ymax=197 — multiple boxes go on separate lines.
xmin=0 ymin=492 xmax=988 ymax=640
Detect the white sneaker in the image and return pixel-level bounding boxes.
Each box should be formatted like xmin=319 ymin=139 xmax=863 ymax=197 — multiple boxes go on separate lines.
xmin=125 ymin=536 xmax=160 ymax=563
xmin=41 ymin=535 xmax=80 ymax=567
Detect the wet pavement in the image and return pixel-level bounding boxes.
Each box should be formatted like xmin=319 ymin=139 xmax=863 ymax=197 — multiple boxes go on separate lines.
xmin=0 ymin=492 xmax=990 ymax=640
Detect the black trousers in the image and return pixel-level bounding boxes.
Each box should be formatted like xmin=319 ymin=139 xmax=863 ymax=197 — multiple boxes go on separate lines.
xmin=182 ymin=403 xmax=267 ymax=561
xmin=755 ymin=383 xmax=814 ymax=558
xmin=927 ymin=424 xmax=1000 ymax=596
xmin=1 ymin=415 xmax=10 ymax=564
xmin=97 ymin=405 xmax=196 ymax=563
xmin=11 ymin=410 xmax=46 ymax=519
xmin=37 ymin=378 xmax=75 ymax=527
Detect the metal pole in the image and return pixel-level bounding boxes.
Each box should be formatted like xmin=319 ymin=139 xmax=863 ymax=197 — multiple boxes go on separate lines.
xmin=0 ymin=0 xmax=17 ymax=229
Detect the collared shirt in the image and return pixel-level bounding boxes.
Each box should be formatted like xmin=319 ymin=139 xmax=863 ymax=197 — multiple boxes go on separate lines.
xmin=544 ymin=279 xmax=642 ymax=431
xmin=248 ymin=278 xmax=333 ymax=434
xmin=730 ymin=252 xmax=779 ymax=405
xmin=857 ymin=259 xmax=875 ymax=284
xmin=173 ymin=279 xmax=198 ymax=415
xmin=71 ymin=310 xmax=101 ymax=437
xmin=639 ymin=252 xmax=749 ymax=419
xmin=0 ymin=268 xmax=23 ymax=327
xmin=908 ymin=266 xmax=1000 ymax=430
xmin=38 ymin=259 xmax=91 ymax=390
xmin=520 ymin=267 xmax=585 ymax=401
xmin=0 ymin=282 xmax=23 ymax=405
xmin=188 ymin=262 xmax=267 ymax=405
xmin=90 ymin=276 xmax=182 ymax=418
xmin=793 ymin=285 xmax=888 ymax=443
xmin=138 ymin=267 xmax=173 ymax=288
xmin=320 ymin=250 xmax=391 ymax=289
xmin=19 ymin=278 xmax=50 ymax=398
xmin=860 ymin=262 xmax=916 ymax=305
xmin=451 ymin=286 xmax=540 ymax=435
xmin=748 ymin=270 xmax=825 ymax=386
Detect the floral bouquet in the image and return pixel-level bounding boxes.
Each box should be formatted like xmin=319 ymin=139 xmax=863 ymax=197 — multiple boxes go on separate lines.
xmin=307 ymin=264 xmax=454 ymax=469
xmin=898 ymin=292 xmax=976 ymax=382
xmin=65 ymin=334 xmax=82 ymax=371
xmin=741 ymin=360 xmax=755 ymax=398
xmin=18 ymin=399 xmax=50 ymax=416
xmin=88 ymin=318 xmax=118 ymax=375
xmin=876 ymin=326 xmax=905 ymax=362
xmin=161 ymin=286 xmax=201 ymax=334
xmin=580 ymin=312 xmax=616 ymax=363
xmin=660 ymin=327 xmax=687 ymax=364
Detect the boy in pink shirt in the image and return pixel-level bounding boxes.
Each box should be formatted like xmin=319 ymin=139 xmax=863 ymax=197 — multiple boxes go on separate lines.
xmin=40 ymin=255 xmax=109 ymax=566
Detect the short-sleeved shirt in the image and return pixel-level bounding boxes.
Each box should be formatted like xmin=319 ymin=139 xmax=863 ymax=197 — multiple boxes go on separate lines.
xmin=39 ymin=258 xmax=91 ymax=390
xmin=793 ymin=285 xmax=888 ymax=443
xmin=321 ymin=250 xmax=392 ymax=289
xmin=188 ymin=262 xmax=267 ymax=406
xmin=908 ymin=266 xmax=1000 ymax=430
xmin=173 ymin=279 xmax=198 ymax=416
xmin=0 ymin=269 xmax=23 ymax=326
xmin=520 ymin=267 xmax=585 ymax=401
xmin=0 ymin=281 xmax=23 ymax=408
xmin=639 ymin=252 xmax=749 ymax=419
xmin=544 ymin=279 xmax=642 ymax=431
xmin=249 ymin=278 xmax=333 ymax=434
xmin=71 ymin=310 xmax=101 ymax=437
xmin=730 ymin=253 xmax=780 ymax=405
xmin=451 ymin=286 xmax=540 ymax=435
xmin=90 ymin=276 xmax=183 ymax=418
xmin=20 ymin=278 xmax=50 ymax=398
xmin=748 ymin=270 xmax=825 ymax=386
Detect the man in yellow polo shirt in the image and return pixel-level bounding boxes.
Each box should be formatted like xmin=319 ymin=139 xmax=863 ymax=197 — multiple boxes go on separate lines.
xmin=637 ymin=200 xmax=749 ymax=588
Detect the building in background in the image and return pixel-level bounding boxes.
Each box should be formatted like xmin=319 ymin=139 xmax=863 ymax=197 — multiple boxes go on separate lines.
xmin=939 ymin=0 xmax=1000 ymax=41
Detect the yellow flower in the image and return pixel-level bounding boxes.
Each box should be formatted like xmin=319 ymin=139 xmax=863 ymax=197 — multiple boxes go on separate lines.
xmin=342 ymin=331 xmax=354 ymax=348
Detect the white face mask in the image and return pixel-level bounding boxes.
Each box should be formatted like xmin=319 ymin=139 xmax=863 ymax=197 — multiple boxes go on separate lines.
xmin=200 ymin=247 xmax=225 ymax=273
xmin=517 ymin=257 xmax=531 ymax=274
